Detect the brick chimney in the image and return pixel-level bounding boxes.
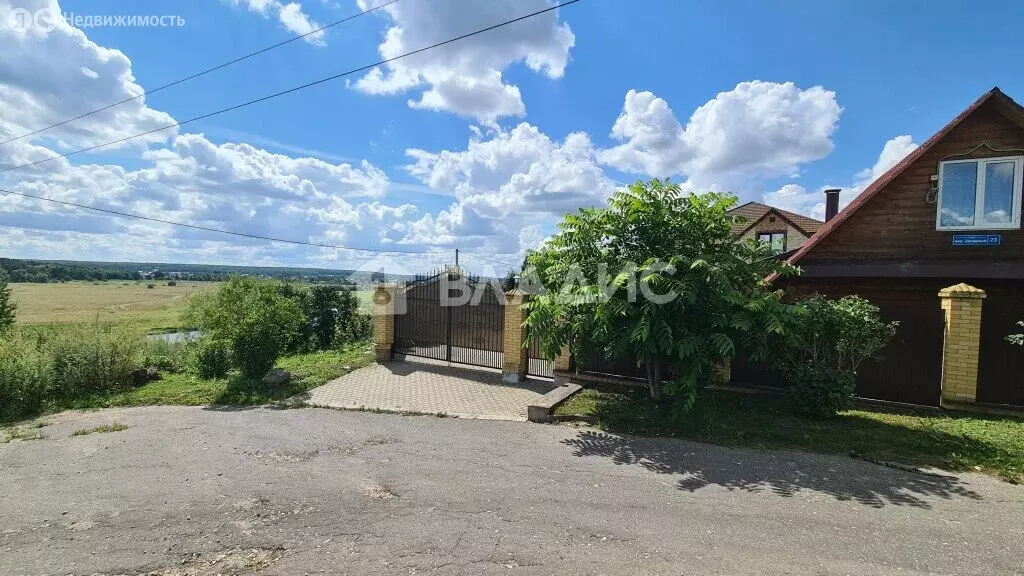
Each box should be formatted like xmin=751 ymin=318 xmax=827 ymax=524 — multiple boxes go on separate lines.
xmin=824 ymin=188 xmax=841 ymax=222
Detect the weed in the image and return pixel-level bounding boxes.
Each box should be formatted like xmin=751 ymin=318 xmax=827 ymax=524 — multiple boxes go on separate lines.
xmin=71 ymin=423 xmax=128 ymax=436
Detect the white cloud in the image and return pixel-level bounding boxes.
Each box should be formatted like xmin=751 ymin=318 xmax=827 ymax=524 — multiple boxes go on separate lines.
xmin=353 ymin=0 xmax=575 ymax=120
xmin=403 ymin=122 xmax=614 ymax=253
xmin=0 ymin=0 xmax=176 ymax=151
xmin=854 ymin=134 xmax=918 ymax=184
xmin=231 ymin=0 xmax=326 ymax=45
xmin=762 ymin=135 xmax=919 ymax=220
xmin=0 ymin=0 xmax=439 ymax=271
xmin=599 ymin=81 xmax=842 ymax=190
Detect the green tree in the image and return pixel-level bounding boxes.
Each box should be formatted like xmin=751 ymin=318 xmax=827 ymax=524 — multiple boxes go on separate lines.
xmin=524 ymin=179 xmax=796 ymax=409
xmin=0 ymin=269 xmax=16 ymax=331
xmin=184 ymin=276 xmax=305 ymax=379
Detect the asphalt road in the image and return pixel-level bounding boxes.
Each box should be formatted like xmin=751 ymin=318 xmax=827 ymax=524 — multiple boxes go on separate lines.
xmin=2 ymin=406 xmax=1022 ymax=575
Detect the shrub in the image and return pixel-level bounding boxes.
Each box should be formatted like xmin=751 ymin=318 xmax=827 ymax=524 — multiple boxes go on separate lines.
xmin=45 ymin=322 xmax=146 ymax=398
xmin=786 ymin=363 xmax=857 ymax=419
xmin=0 ymin=332 xmax=51 ymax=422
xmin=339 ymin=311 xmax=372 ymax=343
xmin=191 ymin=337 xmax=230 ymax=379
xmin=141 ymin=337 xmax=194 ymax=373
xmin=184 ymin=276 xmax=304 ymax=379
xmin=779 ymin=295 xmax=898 ymax=418
xmin=0 ymin=269 xmax=16 ymax=331
xmin=277 ymin=283 xmax=364 ymax=351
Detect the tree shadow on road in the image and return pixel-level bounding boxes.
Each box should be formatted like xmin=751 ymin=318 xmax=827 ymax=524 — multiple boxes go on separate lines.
xmin=561 ymin=430 xmax=984 ymax=508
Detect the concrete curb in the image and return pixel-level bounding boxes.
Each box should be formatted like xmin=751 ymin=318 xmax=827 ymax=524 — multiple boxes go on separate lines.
xmin=527 ymin=383 xmax=582 ymax=423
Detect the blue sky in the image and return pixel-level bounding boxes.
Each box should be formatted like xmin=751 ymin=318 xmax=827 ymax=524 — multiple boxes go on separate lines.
xmin=2 ymin=0 xmax=1023 ymax=273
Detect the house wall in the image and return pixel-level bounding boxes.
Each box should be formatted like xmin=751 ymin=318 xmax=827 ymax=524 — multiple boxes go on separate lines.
xmin=802 ymin=100 xmax=1024 ymax=265
xmin=739 ymin=213 xmax=810 ymax=251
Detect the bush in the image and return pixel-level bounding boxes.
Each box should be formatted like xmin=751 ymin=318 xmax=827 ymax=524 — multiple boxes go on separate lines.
xmin=0 ymin=269 xmax=15 ymax=331
xmin=184 ymin=276 xmax=305 ymax=379
xmin=191 ymin=337 xmax=230 ymax=379
xmin=338 ymin=311 xmax=372 ymax=344
xmin=45 ymin=322 xmax=146 ymax=398
xmin=142 ymin=337 xmax=192 ymax=373
xmin=0 ymin=322 xmax=145 ymax=421
xmin=277 ymin=283 xmax=364 ymax=351
xmin=779 ymin=295 xmax=898 ymax=418
xmin=0 ymin=332 xmax=51 ymax=422
xmin=787 ymin=364 xmax=857 ymax=419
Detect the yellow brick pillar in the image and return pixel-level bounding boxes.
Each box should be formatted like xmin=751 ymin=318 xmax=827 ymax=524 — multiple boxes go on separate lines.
xmin=502 ymin=289 xmax=530 ymax=383
xmin=553 ymin=345 xmax=572 ymax=372
xmin=713 ymin=358 xmax=731 ymax=384
xmin=938 ymin=283 xmax=986 ymax=405
xmin=372 ymin=283 xmax=398 ymax=364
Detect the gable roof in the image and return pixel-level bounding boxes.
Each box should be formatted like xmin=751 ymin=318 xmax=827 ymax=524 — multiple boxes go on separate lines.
xmin=785 ymin=87 xmax=1024 ymax=267
xmin=728 ymin=201 xmax=824 ymax=237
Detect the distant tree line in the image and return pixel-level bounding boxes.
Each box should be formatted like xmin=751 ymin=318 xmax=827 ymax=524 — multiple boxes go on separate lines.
xmin=0 ymin=258 xmax=363 ymax=284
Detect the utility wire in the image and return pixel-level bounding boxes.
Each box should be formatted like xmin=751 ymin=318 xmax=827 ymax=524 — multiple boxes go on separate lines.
xmin=461 ymin=252 xmax=519 ymax=270
xmin=0 ymin=0 xmax=401 ymax=146
xmin=0 ymin=0 xmax=583 ymax=174
xmin=0 ymin=187 xmax=448 ymax=256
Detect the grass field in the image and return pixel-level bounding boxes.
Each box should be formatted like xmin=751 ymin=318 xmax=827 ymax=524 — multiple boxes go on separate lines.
xmin=10 ymin=281 xmax=217 ymax=333
xmin=10 ymin=282 xmax=374 ymax=333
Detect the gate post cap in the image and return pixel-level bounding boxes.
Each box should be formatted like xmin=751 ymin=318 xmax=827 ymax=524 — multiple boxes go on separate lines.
xmin=504 ymin=288 xmax=530 ymax=304
xmin=938 ymin=283 xmax=986 ymax=299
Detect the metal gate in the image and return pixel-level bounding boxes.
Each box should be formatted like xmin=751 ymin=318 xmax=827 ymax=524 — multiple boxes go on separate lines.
xmin=977 ymin=284 xmax=1024 ymax=407
xmin=393 ymin=270 xmax=505 ymax=369
xmin=527 ymin=334 xmax=554 ymax=378
xmin=854 ymin=297 xmax=944 ymax=406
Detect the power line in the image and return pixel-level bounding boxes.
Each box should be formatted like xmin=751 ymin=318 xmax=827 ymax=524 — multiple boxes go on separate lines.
xmin=0 ymin=0 xmax=583 ymax=174
xmin=0 ymin=187 xmax=445 ymax=256
xmin=461 ymin=252 xmax=519 ymax=270
xmin=0 ymin=0 xmax=400 ymax=146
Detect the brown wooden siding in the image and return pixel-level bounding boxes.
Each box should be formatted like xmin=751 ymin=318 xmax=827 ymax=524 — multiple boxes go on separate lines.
xmin=802 ymin=101 xmax=1024 ymax=266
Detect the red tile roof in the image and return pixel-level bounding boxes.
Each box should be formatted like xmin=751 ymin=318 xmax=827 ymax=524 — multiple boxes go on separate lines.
xmin=728 ymin=202 xmax=824 ymax=237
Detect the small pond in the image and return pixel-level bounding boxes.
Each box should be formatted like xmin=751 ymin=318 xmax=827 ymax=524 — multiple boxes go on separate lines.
xmin=147 ymin=330 xmax=201 ymax=343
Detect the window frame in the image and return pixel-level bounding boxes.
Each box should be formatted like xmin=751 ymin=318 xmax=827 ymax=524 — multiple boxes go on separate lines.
xmin=756 ymin=230 xmax=787 ymax=253
xmin=936 ymin=155 xmax=1024 ymax=231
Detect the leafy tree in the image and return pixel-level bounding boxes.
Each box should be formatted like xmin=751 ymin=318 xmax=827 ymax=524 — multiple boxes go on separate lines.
xmin=0 ymin=269 xmax=16 ymax=331
xmin=778 ymin=295 xmax=898 ymax=417
xmin=184 ymin=276 xmax=305 ymax=379
xmin=524 ymin=179 xmax=796 ymax=409
xmin=370 ymin=271 xmax=387 ymax=283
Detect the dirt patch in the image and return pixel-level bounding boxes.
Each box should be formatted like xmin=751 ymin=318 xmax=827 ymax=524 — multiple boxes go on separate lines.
xmin=365 ymin=484 xmax=398 ymax=501
xmin=126 ymin=547 xmax=285 ymax=575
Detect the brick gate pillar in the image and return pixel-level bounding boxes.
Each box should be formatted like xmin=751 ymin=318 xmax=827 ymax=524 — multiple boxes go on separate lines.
xmin=372 ymin=283 xmax=398 ymax=364
xmin=553 ymin=346 xmax=571 ymax=372
xmin=502 ymin=289 xmax=530 ymax=383
xmin=938 ymin=283 xmax=986 ymax=405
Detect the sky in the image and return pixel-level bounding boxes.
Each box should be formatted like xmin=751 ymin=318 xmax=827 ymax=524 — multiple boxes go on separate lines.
xmin=1 ymin=0 xmax=1024 ymax=275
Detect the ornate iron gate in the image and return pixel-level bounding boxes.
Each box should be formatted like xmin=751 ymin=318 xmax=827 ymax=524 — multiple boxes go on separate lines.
xmin=527 ymin=334 xmax=554 ymax=378
xmin=393 ymin=270 xmax=505 ymax=369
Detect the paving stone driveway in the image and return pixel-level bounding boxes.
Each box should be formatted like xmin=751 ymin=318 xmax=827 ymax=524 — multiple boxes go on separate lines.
xmin=304 ymin=358 xmax=558 ymax=421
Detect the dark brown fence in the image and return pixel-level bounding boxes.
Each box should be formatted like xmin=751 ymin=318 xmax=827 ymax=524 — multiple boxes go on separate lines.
xmin=978 ymin=285 xmax=1024 ymax=407
xmin=394 ymin=271 xmax=505 ymax=369
xmin=734 ymin=298 xmax=943 ymax=405
xmin=854 ymin=298 xmax=944 ymax=406
xmin=574 ymin=344 xmax=648 ymax=381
